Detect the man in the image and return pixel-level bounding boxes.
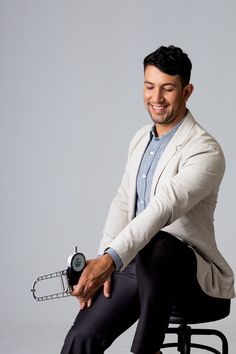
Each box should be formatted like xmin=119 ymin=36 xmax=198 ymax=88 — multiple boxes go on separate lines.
xmin=61 ymin=45 xmax=235 ymax=354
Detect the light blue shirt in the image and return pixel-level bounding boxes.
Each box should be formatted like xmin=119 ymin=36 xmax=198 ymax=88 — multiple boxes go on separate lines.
xmin=136 ymin=121 xmax=182 ymax=215
xmin=106 ymin=119 xmax=184 ymax=269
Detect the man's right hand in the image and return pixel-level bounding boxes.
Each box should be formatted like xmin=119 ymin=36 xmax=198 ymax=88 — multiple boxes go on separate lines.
xmin=72 ymin=254 xmax=115 ymax=309
xmin=78 ymin=276 xmax=112 ymax=309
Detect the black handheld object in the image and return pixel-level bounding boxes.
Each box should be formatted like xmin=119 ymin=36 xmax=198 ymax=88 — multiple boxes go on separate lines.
xmin=66 ymin=250 xmax=86 ymax=289
xmin=31 ymin=246 xmax=87 ymax=301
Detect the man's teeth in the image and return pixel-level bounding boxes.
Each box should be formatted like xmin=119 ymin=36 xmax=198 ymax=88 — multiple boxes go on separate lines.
xmin=152 ymin=105 xmax=165 ymax=111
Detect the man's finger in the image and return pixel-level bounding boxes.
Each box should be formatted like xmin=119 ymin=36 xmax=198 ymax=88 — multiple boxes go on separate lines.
xmin=72 ymin=284 xmax=84 ymax=297
xmin=79 ymin=297 xmax=93 ymax=310
xmin=103 ymin=277 xmax=111 ymax=298
xmin=79 ymin=300 xmax=86 ymax=310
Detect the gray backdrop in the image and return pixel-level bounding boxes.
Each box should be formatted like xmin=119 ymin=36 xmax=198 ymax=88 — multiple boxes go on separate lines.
xmin=0 ymin=1 xmax=235 ymax=353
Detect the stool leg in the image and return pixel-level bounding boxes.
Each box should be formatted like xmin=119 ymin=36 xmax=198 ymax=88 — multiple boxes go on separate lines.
xmin=177 ymin=325 xmax=191 ymax=354
xmin=221 ymin=332 xmax=229 ymax=354
xmin=191 ymin=328 xmax=228 ymax=354
xmin=212 ymin=329 xmax=228 ymax=354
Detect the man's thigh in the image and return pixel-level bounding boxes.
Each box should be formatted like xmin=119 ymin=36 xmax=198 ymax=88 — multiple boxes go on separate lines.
xmin=69 ymin=260 xmax=140 ymax=349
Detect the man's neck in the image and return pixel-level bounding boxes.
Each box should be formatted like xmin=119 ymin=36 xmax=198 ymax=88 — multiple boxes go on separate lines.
xmin=155 ymin=109 xmax=187 ymax=136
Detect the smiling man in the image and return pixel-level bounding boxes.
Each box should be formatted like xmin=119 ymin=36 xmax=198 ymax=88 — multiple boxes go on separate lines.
xmin=143 ymin=64 xmax=193 ymax=133
xmin=60 ymin=45 xmax=235 ymax=354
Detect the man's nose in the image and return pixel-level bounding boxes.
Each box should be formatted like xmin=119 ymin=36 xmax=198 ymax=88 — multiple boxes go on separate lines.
xmin=152 ymin=88 xmax=164 ymax=102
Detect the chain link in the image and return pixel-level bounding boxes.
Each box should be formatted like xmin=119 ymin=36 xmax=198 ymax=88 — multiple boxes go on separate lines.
xmin=31 ymin=269 xmax=72 ymax=301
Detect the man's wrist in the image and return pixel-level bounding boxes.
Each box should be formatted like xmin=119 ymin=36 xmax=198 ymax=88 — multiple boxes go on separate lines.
xmin=104 ymin=248 xmax=123 ymax=270
xmin=101 ymin=252 xmax=116 ymax=272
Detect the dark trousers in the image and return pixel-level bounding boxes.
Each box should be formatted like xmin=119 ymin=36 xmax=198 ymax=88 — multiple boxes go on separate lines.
xmin=60 ymin=231 xmax=222 ymax=354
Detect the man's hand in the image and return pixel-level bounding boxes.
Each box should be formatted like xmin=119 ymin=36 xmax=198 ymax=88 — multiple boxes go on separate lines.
xmin=72 ymin=253 xmax=115 ymax=309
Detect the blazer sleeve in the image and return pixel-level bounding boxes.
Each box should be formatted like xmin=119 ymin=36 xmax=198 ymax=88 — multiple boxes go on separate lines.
xmin=105 ymin=140 xmax=225 ymax=269
xmin=98 ymin=134 xmax=136 ymax=254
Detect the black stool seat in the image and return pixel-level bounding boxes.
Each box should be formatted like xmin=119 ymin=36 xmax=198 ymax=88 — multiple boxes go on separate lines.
xmin=162 ymin=299 xmax=231 ymax=354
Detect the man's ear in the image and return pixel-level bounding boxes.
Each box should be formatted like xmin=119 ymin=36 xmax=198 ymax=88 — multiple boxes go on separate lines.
xmin=183 ymin=84 xmax=194 ymax=102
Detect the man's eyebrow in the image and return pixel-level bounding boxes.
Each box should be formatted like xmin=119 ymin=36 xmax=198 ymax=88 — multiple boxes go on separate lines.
xmin=144 ymin=80 xmax=154 ymax=85
xmin=144 ymin=81 xmax=177 ymax=87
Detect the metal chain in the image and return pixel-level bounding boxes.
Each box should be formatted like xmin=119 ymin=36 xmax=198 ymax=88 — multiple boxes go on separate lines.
xmin=31 ymin=269 xmax=72 ymax=301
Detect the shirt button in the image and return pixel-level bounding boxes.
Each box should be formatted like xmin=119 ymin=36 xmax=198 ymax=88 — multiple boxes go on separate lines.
xmin=140 ymin=200 xmax=144 ymax=205
xmin=142 ymin=174 xmax=146 ymax=179
xmin=150 ymin=151 xmax=155 ymax=155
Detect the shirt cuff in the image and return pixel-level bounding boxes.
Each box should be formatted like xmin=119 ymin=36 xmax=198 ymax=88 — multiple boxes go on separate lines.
xmin=104 ymin=248 xmax=123 ymax=270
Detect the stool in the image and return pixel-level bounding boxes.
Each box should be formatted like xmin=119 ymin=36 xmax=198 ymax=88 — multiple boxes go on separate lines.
xmin=161 ymin=298 xmax=231 ymax=354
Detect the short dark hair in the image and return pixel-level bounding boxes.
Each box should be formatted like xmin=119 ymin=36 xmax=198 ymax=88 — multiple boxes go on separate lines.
xmin=143 ymin=45 xmax=192 ymax=86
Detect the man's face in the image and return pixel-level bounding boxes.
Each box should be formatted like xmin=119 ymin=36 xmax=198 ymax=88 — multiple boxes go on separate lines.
xmin=143 ymin=65 xmax=193 ymax=134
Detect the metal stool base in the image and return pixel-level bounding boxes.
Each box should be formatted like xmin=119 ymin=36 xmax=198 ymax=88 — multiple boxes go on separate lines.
xmin=161 ymin=324 xmax=228 ymax=354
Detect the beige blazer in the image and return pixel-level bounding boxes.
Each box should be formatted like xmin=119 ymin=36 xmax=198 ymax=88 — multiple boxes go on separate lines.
xmin=99 ymin=111 xmax=235 ymax=299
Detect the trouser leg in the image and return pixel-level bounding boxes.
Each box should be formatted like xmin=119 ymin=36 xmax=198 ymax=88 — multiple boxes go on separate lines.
xmin=60 ymin=260 xmax=140 ymax=354
xmin=61 ymin=231 xmax=222 ymax=354
xmin=131 ymin=231 xmax=198 ymax=354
